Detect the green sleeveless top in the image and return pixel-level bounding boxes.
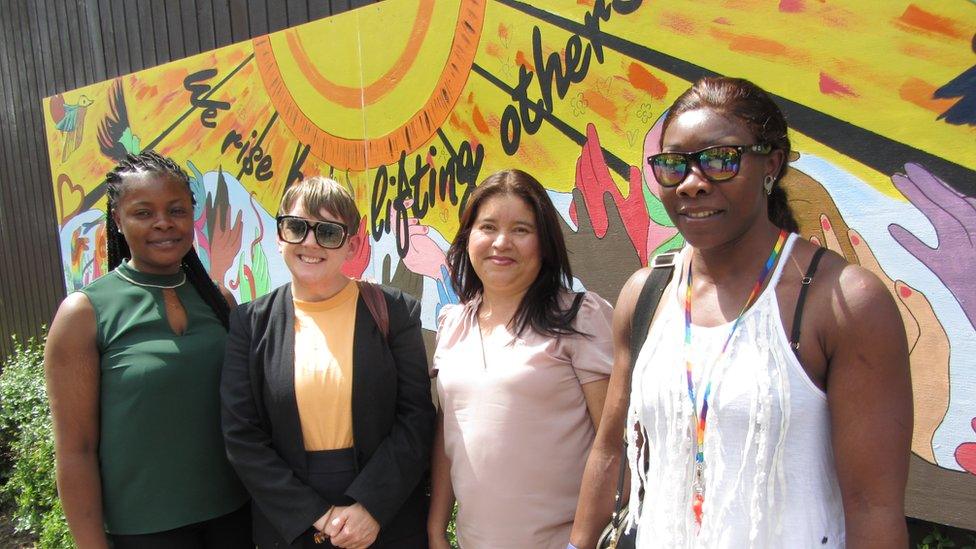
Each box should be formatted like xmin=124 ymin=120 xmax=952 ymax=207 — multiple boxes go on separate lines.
xmin=78 ymin=261 xmax=247 ymax=534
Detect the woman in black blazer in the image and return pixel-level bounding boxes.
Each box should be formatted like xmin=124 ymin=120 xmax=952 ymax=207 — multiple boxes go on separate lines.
xmin=221 ymin=176 xmax=434 ymax=548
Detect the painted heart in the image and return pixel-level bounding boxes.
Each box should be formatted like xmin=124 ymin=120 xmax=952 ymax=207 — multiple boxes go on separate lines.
xmin=56 ymin=173 xmax=86 ymax=224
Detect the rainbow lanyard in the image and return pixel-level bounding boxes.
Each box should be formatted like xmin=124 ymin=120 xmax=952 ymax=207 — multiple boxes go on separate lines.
xmin=683 ymin=229 xmax=788 ymax=525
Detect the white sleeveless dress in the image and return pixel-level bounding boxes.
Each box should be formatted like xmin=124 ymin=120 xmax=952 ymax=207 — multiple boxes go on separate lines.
xmin=626 ymin=234 xmax=845 ymax=548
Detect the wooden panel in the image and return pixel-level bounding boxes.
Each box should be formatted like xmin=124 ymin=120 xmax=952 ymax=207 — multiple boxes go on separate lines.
xmin=62 ymin=0 xmax=89 ymax=85
xmin=165 ymin=0 xmax=187 ymax=61
xmin=13 ymin=0 xmax=60 ymax=309
xmin=0 ymin=3 xmax=52 ymax=353
xmin=211 ymin=0 xmax=234 ymax=48
xmin=286 ymin=0 xmax=309 ymax=26
xmin=41 ymin=1 xmax=67 ymax=91
xmin=249 ymin=0 xmax=269 ymax=36
xmin=95 ymin=0 xmax=119 ymax=78
xmin=150 ymin=1 xmax=171 ymax=68
xmin=308 ymin=0 xmax=332 ymax=20
xmin=130 ymin=0 xmax=160 ymax=67
xmin=109 ymin=0 xmax=132 ymax=74
xmin=196 ymin=0 xmax=217 ymax=52
xmin=179 ymin=0 xmax=201 ymax=57
xmin=22 ymin=0 xmax=63 ymax=321
xmin=82 ymin=0 xmax=107 ymax=82
xmin=267 ymin=0 xmax=289 ymax=34
xmin=228 ymin=0 xmax=250 ymax=44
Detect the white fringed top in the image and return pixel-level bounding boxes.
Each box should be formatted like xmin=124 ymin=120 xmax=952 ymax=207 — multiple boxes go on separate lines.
xmin=627 ymin=234 xmax=845 ymax=548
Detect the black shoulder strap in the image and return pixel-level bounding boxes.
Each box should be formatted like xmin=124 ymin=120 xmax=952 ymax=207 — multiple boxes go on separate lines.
xmin=610 ymin=251 xmax=678 ymax=535
xmin=629 ymin=251 xmax=679 ymax=368
xmin=789 ymin=246 xmax=827 ymax=355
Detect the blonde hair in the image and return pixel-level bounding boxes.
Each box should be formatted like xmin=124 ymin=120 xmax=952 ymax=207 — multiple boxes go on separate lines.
xmin=279 ymin=176 xmax=361 ymax=235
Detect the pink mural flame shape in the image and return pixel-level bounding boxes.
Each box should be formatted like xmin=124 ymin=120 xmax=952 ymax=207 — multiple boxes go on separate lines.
xmin=888 ymin=163 xmax=976 ymax=329
xmin=955 ymin=418 xmax=976 ymax=474
xmin=570 ymin=123 xmax=650 ymax=264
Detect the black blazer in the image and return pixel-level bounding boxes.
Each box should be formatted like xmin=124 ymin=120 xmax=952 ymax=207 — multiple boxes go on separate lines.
xmin=220 ymin=283 xmax=435 ymax=546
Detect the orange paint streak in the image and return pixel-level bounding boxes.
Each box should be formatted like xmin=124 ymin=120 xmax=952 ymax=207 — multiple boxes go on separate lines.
xmin=729 ymin=35 xmax=788 ymax=57
xmin=899 ymin=77 xmax=959 ymax=114
xmin=585 ymin=90 xmax=617 ymax=121
xmin=285 ymin=0 xmax=434 ymax=108
xmin=486 ymin=42 xmax=503 ymax=58
xmin=660 ymin=11 xmax=696 ymax=34
xmin=498 ymin=23 xmax=509 ymax=39
xmin=896 ymin=4 xmax=967 ymax=40
xmin=472 ymin=106 xmax=490 ymax=134
xmin=627 ymin=63 xmax=667 ymax=99
xmin=577 ymin=0 xmax=594 ymax=5
xmin=712 ymin=28 xmax=808 ymax=63
xmin=515 ymin=50 xmax=533 ymax=72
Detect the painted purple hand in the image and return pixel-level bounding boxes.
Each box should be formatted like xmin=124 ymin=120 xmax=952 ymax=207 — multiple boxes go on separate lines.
xmin=888 ymin=163 xmax=976 ymax=328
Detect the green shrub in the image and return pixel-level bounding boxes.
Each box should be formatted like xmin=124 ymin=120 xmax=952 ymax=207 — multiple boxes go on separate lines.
xmin=0 ymin=332 xmax=73 ymax=548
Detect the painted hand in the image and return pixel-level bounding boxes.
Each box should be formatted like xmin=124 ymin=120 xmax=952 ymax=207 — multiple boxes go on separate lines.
xmin=401 ymin=207 xmax=449 ymax=280
xmin=888 ymin=163 xmax=976 ymax=329
xmin=323 ymin=503 xmax=380 ymax=549
xmin=814 ymin=214 xmax=949 ymax=463
xmin=208 ymin=207 xmax=244 ymax=286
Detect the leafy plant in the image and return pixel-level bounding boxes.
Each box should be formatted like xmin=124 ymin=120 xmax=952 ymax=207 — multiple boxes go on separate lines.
xmin=0 ymin=332 xmax=73 ymax=548
xmin=919 ymin=525 xmax=959 ymax=549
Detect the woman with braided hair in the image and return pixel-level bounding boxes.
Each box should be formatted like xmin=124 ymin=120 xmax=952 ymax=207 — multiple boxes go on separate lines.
xmin=45 ymin=151 xmax=251 ymax=548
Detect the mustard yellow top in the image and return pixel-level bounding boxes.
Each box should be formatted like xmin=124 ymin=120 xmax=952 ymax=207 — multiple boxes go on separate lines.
xmin=293 ymin=282 xmax=358 ymax=451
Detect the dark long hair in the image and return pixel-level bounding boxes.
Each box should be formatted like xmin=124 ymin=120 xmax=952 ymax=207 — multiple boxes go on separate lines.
xmin=446 ymin=169 xmax=584 ymax=338
xmin=661 ymin=76 xmax=799 ymax=233
xmin=104 ymin=151 xmax=230 ymax=329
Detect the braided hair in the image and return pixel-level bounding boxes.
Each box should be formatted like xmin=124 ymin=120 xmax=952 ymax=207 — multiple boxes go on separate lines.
xmin=104 ymin=151 xmax=230 ymax=329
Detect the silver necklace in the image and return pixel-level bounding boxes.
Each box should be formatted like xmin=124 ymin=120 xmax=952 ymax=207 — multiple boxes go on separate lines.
xmin=114 ymin=269 xmax=187 ymax=289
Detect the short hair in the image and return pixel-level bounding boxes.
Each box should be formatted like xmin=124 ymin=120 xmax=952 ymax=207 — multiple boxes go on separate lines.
xmin=279 ymin=176 xmax=361 ymax=235
xmin=446 ymin=169 xmax=584 ymax=338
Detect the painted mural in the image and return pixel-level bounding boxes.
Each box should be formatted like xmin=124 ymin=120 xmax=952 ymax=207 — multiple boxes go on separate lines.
xmin=42 ymin=0 xmax=976 ymax=527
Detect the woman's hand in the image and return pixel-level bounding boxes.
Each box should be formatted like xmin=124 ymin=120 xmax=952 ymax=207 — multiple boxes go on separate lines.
xmin=322 ymin=503 xmax=380 ymax=549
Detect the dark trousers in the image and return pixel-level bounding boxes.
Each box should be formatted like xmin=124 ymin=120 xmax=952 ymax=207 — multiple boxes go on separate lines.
xmin=255 ymin=448 xmax=428 ymax=549
xmin=109 ymin=502 xmax=252 ymax=548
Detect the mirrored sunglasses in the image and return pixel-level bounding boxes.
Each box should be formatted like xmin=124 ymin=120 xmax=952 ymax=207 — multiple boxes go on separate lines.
xmin=275 ymin=215 xmax=349 ymax=249
xmin=647 ymin=143 xmax=772 ymax=187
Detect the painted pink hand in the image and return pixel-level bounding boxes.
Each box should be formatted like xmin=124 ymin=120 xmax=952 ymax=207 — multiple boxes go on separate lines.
xmin=572 ymin=123 xmax=651 ymax=264
xmin=955 ymin=418 xmax=976 ymax=474
xmin=888 ymin=163 xmax=976 ymax=329
xmin=402 ymin=218 xmax=448 ymax=280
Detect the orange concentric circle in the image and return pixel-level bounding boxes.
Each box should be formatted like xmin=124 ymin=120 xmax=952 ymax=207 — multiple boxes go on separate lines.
xmin=253 ymin=0 xmax=486 ymax=171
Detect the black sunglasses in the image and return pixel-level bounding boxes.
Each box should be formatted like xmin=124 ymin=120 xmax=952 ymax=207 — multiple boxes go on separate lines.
xmin=647 ymin=143 xmax=772 ymax=187
xmin=275 ymin=215 xmax=349 ymax=249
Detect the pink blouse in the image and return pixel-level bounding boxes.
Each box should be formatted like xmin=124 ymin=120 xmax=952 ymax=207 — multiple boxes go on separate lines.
xmin=433 ymin=291 xmax=614 ymax=549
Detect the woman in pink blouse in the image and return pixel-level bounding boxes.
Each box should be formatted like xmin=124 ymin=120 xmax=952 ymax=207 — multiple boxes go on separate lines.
xmin=428 ymin=169 xmax=614 ymax=549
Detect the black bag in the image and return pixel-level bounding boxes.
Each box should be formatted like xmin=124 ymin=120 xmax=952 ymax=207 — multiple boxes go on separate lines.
xmin=596 ymin=252 xmax=677 ymax=549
